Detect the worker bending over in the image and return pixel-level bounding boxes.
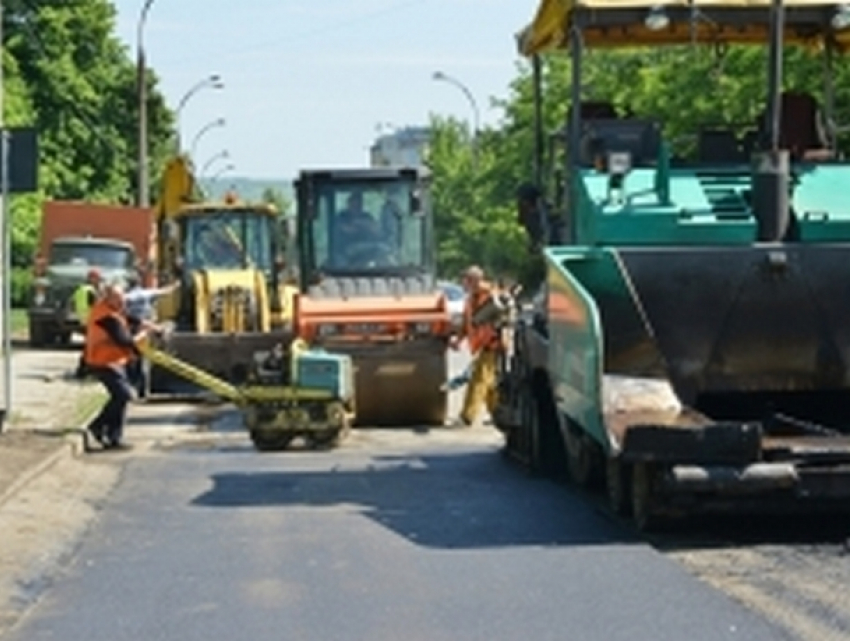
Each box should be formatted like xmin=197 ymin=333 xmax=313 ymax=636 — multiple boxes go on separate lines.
xmin=449 ymin=266 xmax=504 ymax=426
xmin=83 ymin=283 xmax=157 ymax=450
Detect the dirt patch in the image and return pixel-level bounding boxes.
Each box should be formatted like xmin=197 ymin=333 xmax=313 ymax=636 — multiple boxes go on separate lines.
xmin=0 ymin=432 xmax=68 ymax=503
xmin=670 ymin=543 xmax=850 ymax=641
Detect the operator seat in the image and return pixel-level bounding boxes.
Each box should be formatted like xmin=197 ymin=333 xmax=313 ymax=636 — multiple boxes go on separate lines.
xmin=574 ymin=101 xmax=619 ymax=168
xmin=760 ymin=92 xmax=834 ymax=162
xmin=698 ymin=129 xmax=744 ymax=163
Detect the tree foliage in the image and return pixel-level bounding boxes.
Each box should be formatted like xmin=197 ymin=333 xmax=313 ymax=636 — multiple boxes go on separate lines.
xmin=260 ymin=186 xmax=291 ymax=216
xmin=2 ymin=0 xmax=174 ymax=304
xmin=428 ymin=44 xmax=850 ymax=285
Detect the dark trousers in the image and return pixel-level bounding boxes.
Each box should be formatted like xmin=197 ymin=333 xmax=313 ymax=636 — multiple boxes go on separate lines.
xmin=87 ymin=366 xmax=134 ymax=445
xmin=126 ymin=358 xmax=146 ymax=397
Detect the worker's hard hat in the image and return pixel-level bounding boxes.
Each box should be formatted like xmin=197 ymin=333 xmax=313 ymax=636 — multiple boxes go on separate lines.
xmin=464 ymin=265 xmax=484 ymax=280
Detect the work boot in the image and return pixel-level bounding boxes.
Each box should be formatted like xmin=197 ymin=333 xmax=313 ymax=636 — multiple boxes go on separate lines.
xmin=448 ymin=415 xmax=473 ymax=429
xmin=105 ymin=441 xmax=133 ymax=451
xmin=86 ymin=424 xmax=107 ymax=446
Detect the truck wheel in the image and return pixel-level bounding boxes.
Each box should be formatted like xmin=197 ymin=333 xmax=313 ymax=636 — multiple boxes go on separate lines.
xmin=631 ymin=462 xmax=663 ymax=532
xmin=306 ymin=429 xmax=342 ymax=450
xmin=28 ymin=320 xmax=47 ymax=348
xmin=606 ymin=458 xmax=632 ymax=516
xmin=250 ymin=429 xmax=295 ymax=452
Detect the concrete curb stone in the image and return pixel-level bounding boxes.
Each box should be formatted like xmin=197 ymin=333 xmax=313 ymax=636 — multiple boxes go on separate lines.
xmin=0 ymin=410 xmax=99 ymax=510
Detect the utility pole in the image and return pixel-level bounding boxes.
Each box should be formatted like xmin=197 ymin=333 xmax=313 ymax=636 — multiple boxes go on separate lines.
xmin=136 ymin=0 xmax=155 ymax=208
xmin=0 ymin=0 xmax=11 ymax=429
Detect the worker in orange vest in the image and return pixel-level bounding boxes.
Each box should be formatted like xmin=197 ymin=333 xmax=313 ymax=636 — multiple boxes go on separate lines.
xmin=448 ymin=265 xmax=504 ymax=426
xmin=83 ymin=283 xmax=156 ymax=449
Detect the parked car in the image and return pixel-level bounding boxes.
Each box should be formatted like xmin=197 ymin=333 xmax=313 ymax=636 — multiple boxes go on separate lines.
xmin=439 ymin=281 xmax=465 ymax=328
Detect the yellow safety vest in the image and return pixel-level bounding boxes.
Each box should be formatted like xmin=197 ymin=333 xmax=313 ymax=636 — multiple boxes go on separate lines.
xmin=74 ymin=284 xmax=95 ymax=322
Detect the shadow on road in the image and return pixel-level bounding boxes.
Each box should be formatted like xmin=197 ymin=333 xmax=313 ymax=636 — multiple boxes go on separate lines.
xmin=190 ymin=450 xmax=638 ymax=549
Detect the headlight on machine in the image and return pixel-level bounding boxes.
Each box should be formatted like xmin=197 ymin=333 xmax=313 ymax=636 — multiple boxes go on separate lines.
xmin=346 ymin=323 xmax=384 ymax=335
xmin=317 ymin=324 xmax=339 ymax=337
xmin=412 ymin=322 xmax=432 ymax=334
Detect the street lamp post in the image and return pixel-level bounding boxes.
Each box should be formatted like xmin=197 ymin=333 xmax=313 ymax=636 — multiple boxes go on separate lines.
xmin=200 ymin=150 xmax=230 ymax=179
xmin=432 ymin=71 xmax=481 ymax=137
xmin=136 ymin=0 xmax=156 ymax=208
xmin=211 ymin=163 xmax=235 ymax=182
xmin=175 ymin=75 xmax=224 ymax=152
xmin=189 ymin=117 xmax=226 ymax=161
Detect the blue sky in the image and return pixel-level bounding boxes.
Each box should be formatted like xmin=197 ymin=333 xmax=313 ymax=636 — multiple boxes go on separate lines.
xmin=112 ymin=0 xmax=536 ymax=180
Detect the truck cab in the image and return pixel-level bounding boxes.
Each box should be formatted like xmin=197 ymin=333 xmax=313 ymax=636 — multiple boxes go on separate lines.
xmin=28 ymin=236 xmax=137 ymax=346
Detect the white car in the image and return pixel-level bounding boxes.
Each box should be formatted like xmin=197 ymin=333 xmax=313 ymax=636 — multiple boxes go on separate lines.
xmin=439 ymin=281 xmax=466 ymax=328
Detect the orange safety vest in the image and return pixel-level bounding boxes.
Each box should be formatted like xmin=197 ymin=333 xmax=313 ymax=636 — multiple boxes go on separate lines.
xmin=462 ymin=282 xmax=503 ymax=354
xmin=84 ymin=300 xmax=136 ymax=369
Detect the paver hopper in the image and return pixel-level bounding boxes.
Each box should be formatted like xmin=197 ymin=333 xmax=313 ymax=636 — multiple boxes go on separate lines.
xmin=293 ymin=168 xmax=452 ymax=426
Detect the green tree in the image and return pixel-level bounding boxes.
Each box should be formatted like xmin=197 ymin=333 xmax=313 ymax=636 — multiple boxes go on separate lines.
xmin=429 ymin=44 xmax=850 ymax=287
xmin=260 ymin=186 xmax=291 ymax=215
xmin=2 ymin=0 xmax=174 ymax=304
xmin=3 ymin=0 xmax=173 ymax=202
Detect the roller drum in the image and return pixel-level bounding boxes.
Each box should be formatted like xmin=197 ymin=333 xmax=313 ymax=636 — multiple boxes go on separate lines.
xmin=328 ymin=338 xmax=448 ymax=427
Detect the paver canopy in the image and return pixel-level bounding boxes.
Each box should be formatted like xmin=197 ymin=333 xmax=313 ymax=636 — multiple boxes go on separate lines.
xmin=516 ymin=0 xmax=850 ymax=54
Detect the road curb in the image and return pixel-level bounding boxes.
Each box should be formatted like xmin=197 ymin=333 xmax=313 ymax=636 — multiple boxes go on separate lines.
xmin=0 ymin=440 xmax=75 ymax=509
xmin=0 ymin=404 xmax=102 ymax=509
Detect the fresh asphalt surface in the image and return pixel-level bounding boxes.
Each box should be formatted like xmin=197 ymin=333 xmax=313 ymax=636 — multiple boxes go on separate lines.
xmin=5 ymin=351 xmax=790 ymax=641
xmin=7 ymin=445 xmax=790 ymax=640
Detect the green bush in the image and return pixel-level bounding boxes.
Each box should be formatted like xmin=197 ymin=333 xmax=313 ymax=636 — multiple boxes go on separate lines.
xmin=11 ymin=268 xmax=32 ymax=308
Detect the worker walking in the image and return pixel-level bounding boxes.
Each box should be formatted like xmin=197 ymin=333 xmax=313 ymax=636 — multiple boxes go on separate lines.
xmin=83 ymin=283 xmax=153 ymax=450
xmin=449 ymin=266 xmax=503 ymax=427
xmin=73 ymin=269 xmax=103 ymax=379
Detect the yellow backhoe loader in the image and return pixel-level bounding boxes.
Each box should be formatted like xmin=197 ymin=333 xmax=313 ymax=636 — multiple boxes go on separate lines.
xmin=148 ymin=156 xmax=298 ymax=395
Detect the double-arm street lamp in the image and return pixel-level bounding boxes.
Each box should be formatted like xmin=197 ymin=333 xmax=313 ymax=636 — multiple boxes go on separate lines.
xmin=190 ymin=117 xmax=226 ymax=161
xmin=211 ymin=163 xmax=235 ymax=182
xmin=432 ymin=71 xmax=481 ymax=137
xmin=175 ymin=75 xmax=224 ymax=152
xmin=200 ymin=150 xmax=230 ymax=179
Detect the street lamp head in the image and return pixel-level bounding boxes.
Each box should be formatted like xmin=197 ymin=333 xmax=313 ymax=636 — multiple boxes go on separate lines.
xmin=432 ymin=71 xmax=446 ymax=81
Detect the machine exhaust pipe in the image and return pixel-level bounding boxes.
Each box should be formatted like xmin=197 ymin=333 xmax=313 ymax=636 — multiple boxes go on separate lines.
xmin=751 ymin=149 xmax=790 ymax=242
xmin=752 ymin=0 xmax=790 ymax=243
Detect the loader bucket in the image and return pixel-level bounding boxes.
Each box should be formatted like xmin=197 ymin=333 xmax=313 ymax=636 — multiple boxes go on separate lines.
xmin=148 ymin=329 xmax=294 ymax=397
xmin=563 ymin=244 xmax=850 ymax=426
xmin=328 ymin=338 xmax=448 ymax=427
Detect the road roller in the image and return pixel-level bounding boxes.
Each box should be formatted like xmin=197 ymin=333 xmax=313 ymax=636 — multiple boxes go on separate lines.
xmin=293 ymin=167 xmax=452 ymax=426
